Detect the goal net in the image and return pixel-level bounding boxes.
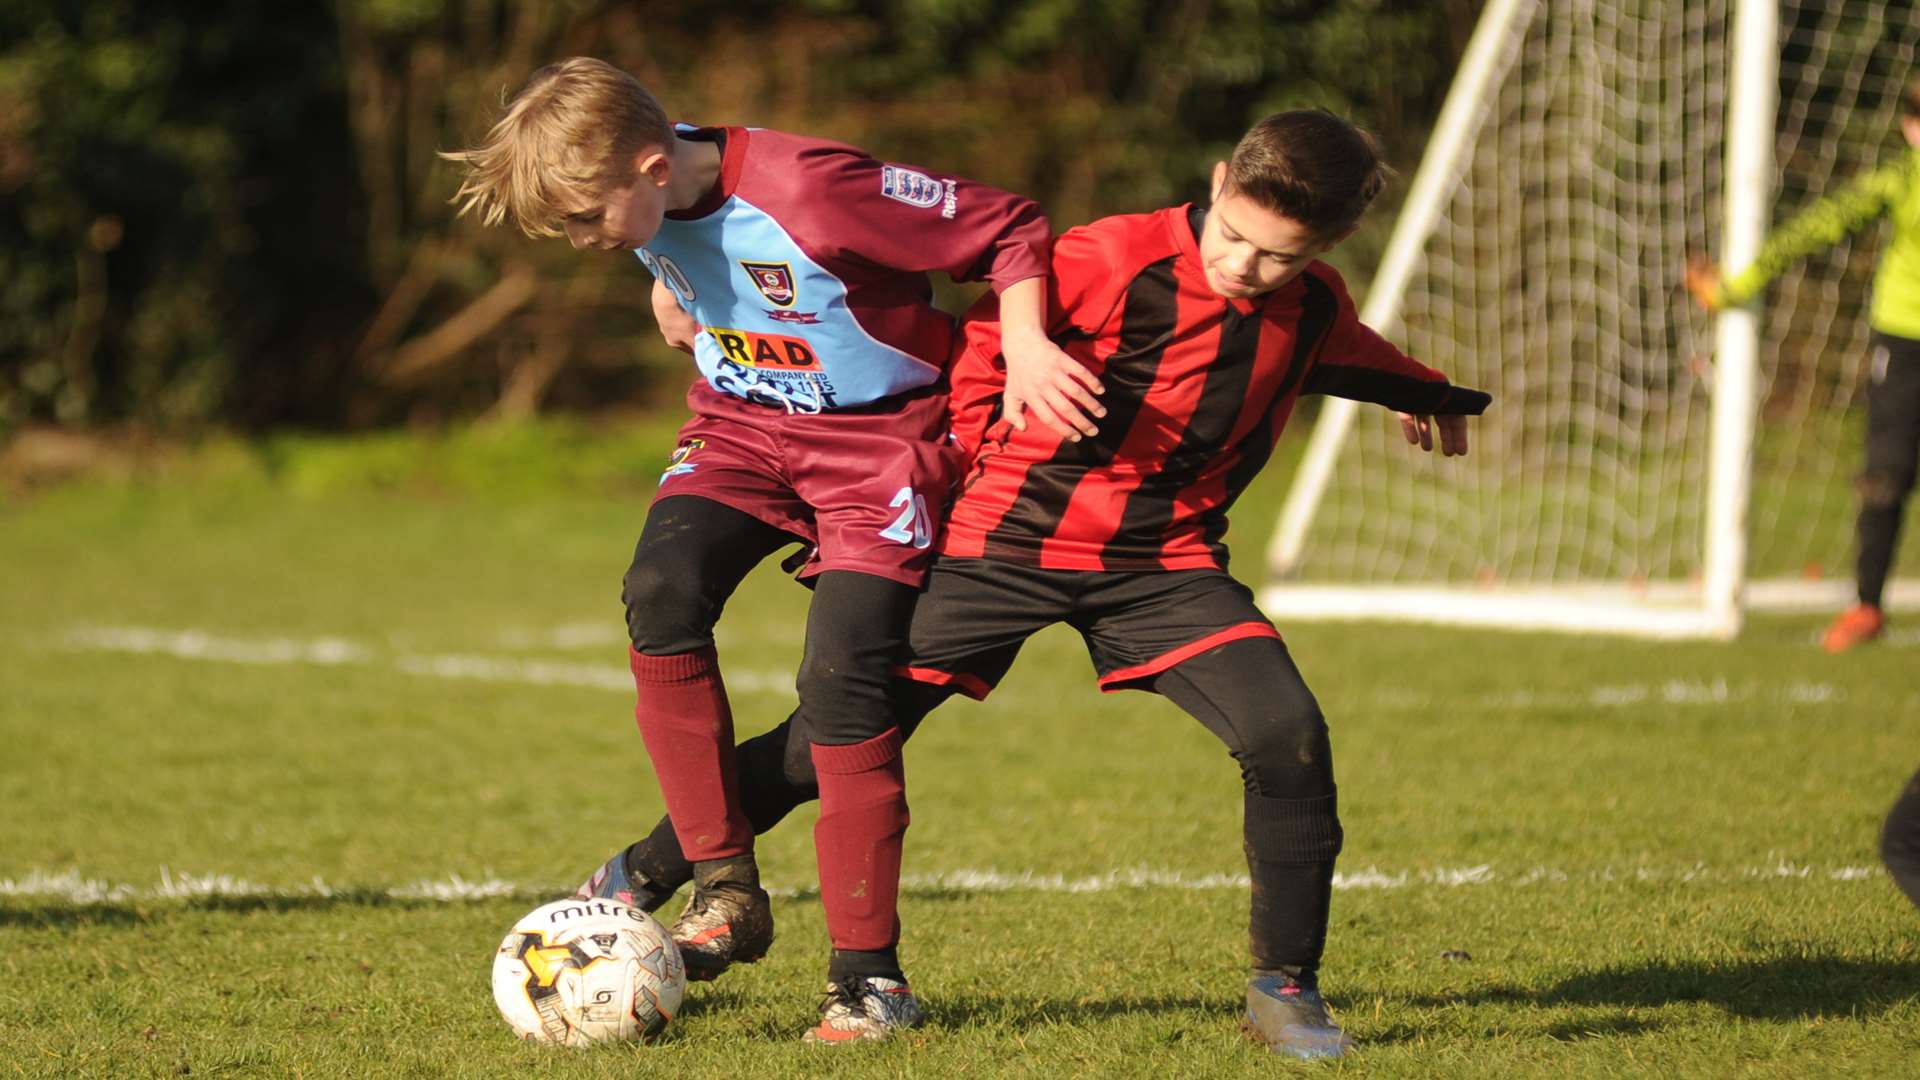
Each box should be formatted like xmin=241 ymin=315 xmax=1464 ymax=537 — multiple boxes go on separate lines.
xmin=1262 ymin=0 xmax=1920 ymax=638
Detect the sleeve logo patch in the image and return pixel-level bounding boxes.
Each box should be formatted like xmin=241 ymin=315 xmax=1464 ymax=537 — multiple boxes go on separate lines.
xmin=707 ymin=327 xmax=821 ymax=371
xmin=881 ymin=165 xmax=945 ymax=209
xmin=739 ymin=260 xmax=796 ymax=307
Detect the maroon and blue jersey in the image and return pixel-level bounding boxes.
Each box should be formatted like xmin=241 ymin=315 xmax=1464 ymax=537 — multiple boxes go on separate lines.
xmin=943 ymin=204 xmax=1490 ymax=572
xmin=638 ymin=125 xmax=1050 ymax=412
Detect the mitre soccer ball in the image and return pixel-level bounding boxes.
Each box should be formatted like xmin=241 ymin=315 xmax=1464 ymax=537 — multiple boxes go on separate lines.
xmin=491 ymin=897 xmax=685 ymax=1045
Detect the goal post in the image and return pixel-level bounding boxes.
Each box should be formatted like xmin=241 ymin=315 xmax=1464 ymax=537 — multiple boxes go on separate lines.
xmin=1261 ymin=0 xmax=1920 ymax=639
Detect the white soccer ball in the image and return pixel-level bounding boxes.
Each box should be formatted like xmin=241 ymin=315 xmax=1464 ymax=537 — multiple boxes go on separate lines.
xmin=491 ymin=897 xmax=686 ymax=1045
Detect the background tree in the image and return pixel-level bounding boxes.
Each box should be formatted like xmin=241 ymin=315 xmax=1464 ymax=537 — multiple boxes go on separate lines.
xmin=0 ymin=0 xmax=1476 ymax=433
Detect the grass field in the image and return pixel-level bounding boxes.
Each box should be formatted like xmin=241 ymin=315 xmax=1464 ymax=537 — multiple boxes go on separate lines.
xmin=3 ymin=419 xmax=1918 ymax=1078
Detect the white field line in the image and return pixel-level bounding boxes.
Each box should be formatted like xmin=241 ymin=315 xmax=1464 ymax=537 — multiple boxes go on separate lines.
xmin=0 ymin=863 xmax=1887 ymax=907
xmin=1365 ymin=678 xmax=1859 ymax=711
xmin=59 ymin=625 xmax=1890 ymax=712
xmin=63 ymin=625 xmax=795 ymax=697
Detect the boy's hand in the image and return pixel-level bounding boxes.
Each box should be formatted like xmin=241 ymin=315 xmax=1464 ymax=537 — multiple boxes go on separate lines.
xmin=651 ymin=278 xmax=700 ymax=353
xmin=1683 ymin=253 xmax=1723 ymax=312
xmin=1398 ymin=412 xmax=1470 ymax=457
xmin=1002 ymin=329 xmax=1105 ymax=441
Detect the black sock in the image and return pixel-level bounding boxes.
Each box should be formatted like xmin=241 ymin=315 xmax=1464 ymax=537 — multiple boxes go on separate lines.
xmin=1244 ymin=792 xmax=1342 ymax=973
xmin=625 ymin=822 xmax=693 ymax=895
xmin=1857 ymin=502 xmax=1904 ymax=608
xmin=827 ymin=947 xmax=904 ymax=983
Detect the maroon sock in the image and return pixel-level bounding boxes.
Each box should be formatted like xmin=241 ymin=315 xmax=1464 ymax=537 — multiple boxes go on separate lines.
xmin=628 ymin=645 xmax=751 ymax=863
xmin=811 ymin=728 xmax=909 ymax=953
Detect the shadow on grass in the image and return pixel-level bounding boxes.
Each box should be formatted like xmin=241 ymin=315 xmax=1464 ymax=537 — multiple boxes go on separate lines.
xmin=928 ymin=990 xmax=1225 ymax=1031
xmin=1413 ymin=955 xmax=1920 ymax=1021
xmin=0 ymin=905 xmax=155 ymax=928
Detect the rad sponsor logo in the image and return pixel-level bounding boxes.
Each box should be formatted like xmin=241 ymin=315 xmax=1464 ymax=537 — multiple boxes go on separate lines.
xmin=881 ymin=165 xmax=944 ymax=209
xmin=708 ymin=326 xmax=821 ymax=371
xmin=739 ymin=260 xmax=796 ymax=307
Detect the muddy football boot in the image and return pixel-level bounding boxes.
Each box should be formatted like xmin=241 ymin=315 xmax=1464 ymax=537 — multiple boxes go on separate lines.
xmin=668 ymin=855 xmax=774 ymax=981
xmin=804 ymin=974 xmax=924 ymax=1043
xmin=1244 ymin=971 xmax=1352 ymax=1060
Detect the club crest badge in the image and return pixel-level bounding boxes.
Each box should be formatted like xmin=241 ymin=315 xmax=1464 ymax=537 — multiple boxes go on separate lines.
xmin=663 ymin=438 xmax=705 ymax=479
xmin=881 ymin=165 xmax=945 ymax=209
xmin=740 ymin=261 xmax=796 ymax=308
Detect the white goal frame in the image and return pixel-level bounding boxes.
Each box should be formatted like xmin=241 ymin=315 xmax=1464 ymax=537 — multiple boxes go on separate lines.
xmin=1260 ymin=0 xmax=1917 ymax=640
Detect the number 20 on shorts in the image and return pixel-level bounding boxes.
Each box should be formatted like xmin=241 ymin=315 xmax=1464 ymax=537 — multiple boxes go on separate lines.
xmin=880 ymin=486 xmax=933 ymax=549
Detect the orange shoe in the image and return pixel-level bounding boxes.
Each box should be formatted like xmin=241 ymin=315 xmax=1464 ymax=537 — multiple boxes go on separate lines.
xmin=1822 ymin=604 xmax=1885 ymax=653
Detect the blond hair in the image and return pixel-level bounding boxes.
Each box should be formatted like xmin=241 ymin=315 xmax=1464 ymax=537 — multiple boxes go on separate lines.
xmin=1225 ymin=110 xmax=1392 ymax=240
xmin=441 ymin=57 xmax=674 ymax=238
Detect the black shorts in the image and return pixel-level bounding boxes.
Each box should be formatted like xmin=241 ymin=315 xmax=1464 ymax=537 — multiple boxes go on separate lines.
xmin=894 ymin=556 xmax=1281 ymax=699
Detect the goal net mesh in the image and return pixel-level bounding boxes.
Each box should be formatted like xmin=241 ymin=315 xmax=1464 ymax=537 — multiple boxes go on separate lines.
xmin=1271 ymin=0 xmax=1919 ymax=610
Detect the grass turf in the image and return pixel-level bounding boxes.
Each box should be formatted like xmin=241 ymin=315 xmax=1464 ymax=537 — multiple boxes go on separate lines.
xmin=1 ymin=418 xmax=1916 ymax=1077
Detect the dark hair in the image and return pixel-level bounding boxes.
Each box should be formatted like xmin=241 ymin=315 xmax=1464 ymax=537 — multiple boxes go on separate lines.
xmin=1905 ymin=77 xmax=1920 ymax=120
xmin=1224 ymin=110 xmax=1392 ymax=238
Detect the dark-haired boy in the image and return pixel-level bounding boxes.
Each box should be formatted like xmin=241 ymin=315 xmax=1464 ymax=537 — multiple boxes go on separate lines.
xmin=588 ymin=110 xmax=1491 ymax=1053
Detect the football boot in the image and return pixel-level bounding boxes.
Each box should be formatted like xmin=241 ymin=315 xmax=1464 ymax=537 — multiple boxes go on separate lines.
xmin=669 ymin=855 xmax=774 ymax=981
xmin=1243 ymin=971 xmax=1352 ymax=1060
xmin=804 ymin=974 xmax=924 ymax=1043
xmin=1822 ymin=603 xmax=1885 ymax=653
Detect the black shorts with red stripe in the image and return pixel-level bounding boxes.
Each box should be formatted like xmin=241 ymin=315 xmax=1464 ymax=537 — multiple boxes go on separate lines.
xmin=895 ymin=556 xmax=1280 ymax=699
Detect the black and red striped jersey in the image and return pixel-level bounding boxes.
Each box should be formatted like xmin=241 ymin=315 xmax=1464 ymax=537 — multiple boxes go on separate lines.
xmin=941 ymin=204 xmax=1489 ymax=572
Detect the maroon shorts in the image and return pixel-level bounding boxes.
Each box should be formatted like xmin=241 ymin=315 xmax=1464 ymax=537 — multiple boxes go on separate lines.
xmin=654 ymin=382 xmax=965 ymax=587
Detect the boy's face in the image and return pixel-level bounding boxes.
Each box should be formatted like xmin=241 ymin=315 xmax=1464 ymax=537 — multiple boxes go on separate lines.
xmin=560 ymin=149 xmax=672 ymax=251
xmin=1904 ymin=115 xmax=1920 ymax=149
xmin=1198 ymin=161 xmax=1349 ymax=299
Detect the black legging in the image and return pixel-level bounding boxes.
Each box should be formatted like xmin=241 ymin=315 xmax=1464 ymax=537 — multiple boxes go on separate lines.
xmin=1857 ymin=332 xmax=1920 ymax=607
xmin=630 ymin=635 xmax=1342 ymax=972
xmin=621 ymin=494 xmax=918 ymax=746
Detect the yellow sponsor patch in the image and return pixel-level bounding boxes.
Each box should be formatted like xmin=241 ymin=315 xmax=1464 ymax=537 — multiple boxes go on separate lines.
xmin=708 ymin=327 xmax=821 ymax=372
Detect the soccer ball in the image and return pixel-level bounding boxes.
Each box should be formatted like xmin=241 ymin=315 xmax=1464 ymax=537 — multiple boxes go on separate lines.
xmin=491 ymin=897 xmax=686 ymax=1045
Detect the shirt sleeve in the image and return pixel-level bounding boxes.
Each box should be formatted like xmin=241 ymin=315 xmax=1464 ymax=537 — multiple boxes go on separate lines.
xmin=1718 ymin=158 xmax=1906 ymax=306
xmin=946 ymin=219 xmax=1139 ymax=455
xmin=802 ymin=146 xmax=1051 ymax=292
xmin=1301 ymin=269 xmax=1492 ymax=416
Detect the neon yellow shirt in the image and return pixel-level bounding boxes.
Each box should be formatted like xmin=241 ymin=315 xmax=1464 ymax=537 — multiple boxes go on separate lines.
xmin=1719 ymin=147 xmax=1920 ymax=340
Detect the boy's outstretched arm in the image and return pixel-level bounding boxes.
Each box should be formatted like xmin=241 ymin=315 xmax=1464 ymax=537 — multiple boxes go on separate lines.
xmin=996 ymin=276 xmax=1105 ymax=440
xmin=1685 ymin=157 xmax=1903 ymax=311
xmin=1299 ymin=272 xmax=1490 ymax=458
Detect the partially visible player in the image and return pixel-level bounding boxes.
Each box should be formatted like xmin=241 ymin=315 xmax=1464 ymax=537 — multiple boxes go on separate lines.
xmin=1687 ymin=77 xmax=1920 ymax=652
xmin=441 ymin=57 xmax=1102 ymax=1041
xmin=1883 ymin=766 xmax=1920 ymax=911
xmin=592 ymin=110 xmax=1491 ymax=1054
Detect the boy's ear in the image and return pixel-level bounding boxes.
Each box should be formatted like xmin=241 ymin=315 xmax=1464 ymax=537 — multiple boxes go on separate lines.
xmin=635 ymin=148 xmax=673 ymax=186
xmin=1209 ymin=160 xmax=1230 ymax=201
